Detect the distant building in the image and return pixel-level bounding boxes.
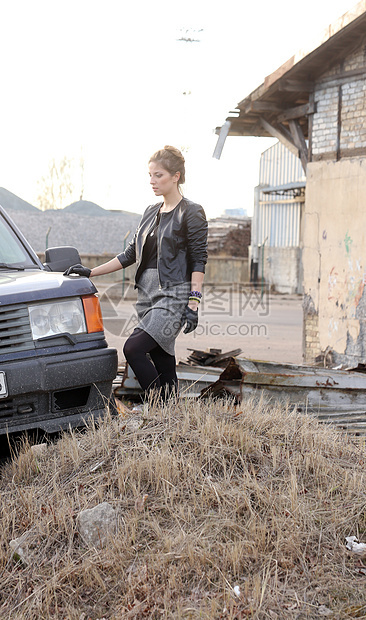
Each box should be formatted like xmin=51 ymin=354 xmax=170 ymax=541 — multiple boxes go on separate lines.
xmin=215 ymin=2 xmax=366 ymax=366
xmin=222 ymin=208 xmax=247 ymax=218
xmin=252 ymin=141 xmax=305 ymax=294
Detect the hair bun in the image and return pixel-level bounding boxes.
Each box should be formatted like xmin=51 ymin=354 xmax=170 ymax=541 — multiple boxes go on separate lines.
xmin=163 ymin=145 xmax=185 ymax=163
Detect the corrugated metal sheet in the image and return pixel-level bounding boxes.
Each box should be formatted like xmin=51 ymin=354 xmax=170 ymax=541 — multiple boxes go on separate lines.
xmin=257 ymin=142 xmax=305 ymax=248
xmin=259 ymin=141 xmax=304 ymax=188
xmin=257 ymin=201 xmax=301 ymax=246
xmin=203 ymin=358 xmax=366 ymax=436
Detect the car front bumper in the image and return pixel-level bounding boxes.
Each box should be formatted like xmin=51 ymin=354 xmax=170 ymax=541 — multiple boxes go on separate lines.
xmin=0 ymin=347 xmax=118 ymax=434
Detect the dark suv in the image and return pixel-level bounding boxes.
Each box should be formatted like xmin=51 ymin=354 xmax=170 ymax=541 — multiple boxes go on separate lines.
xmin=0 ymin=205 xmax=118 ymax=436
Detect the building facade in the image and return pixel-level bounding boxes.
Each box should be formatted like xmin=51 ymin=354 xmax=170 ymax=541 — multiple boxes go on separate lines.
xmin=303 ymin=42 xmax=366 ymax=365
xmin=215 ymin=2 xmax=366 ymax=366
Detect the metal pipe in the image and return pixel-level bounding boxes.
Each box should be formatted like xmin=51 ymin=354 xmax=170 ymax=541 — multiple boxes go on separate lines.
xmin=261 ymin=236 xmax=268 ymax=301
xmin=250 ymin=186 xmax=260 ymax=287
xmin=45 ymin=227 xmax=52 ymax=249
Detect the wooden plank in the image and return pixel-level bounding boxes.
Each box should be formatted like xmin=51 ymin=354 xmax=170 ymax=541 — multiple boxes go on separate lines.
xmin=277 ymin=101 xmax=316 ymax=123
xmin=336 ymin=85 xmax=342 ymax=161
xmin=308 ymin=93 xmax=315 ymax=162
xmin=213 ymin=121 xmax=231 ymax=160
xmin=318 ymin=68 xmax=366 ymax=87
xmin=243 ymin=101 xmax=285 ymax=114
xmin=289 ymin=120 xmax=308 ymax=171
xmin=260 ymin=118 xmax=299 ymax=157
xmin=278 ymin=79 xmax=314 ymax=92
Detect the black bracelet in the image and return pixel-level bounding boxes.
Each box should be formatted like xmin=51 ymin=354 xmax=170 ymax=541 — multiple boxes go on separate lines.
xmin=189 ymin=290 xmax=202 ymax=299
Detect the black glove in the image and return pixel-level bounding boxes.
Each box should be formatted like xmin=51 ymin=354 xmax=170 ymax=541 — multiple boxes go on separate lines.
xmin=63 ymin=264 xmax=92 ymax=277
xmin=181 ymin=305 xmax=198 ymax=334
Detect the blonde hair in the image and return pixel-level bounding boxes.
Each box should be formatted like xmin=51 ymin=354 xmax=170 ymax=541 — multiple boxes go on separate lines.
xmin=149 ymin=145 xmax=185 ymax=187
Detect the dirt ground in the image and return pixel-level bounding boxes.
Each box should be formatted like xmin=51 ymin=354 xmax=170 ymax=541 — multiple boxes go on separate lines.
xmin=97 ymin=282 xmax=304 ymax=366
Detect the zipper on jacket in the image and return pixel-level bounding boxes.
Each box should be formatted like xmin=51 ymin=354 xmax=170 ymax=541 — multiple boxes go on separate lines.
xmin=156 ymin=218 xmax=162 ymax=290
xmin=142 ymin=210 xmax=162 ymax=289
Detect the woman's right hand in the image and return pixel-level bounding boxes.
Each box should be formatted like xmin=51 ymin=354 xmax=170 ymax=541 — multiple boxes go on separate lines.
xmin=63 ymin=264 xmax=92 ymax=277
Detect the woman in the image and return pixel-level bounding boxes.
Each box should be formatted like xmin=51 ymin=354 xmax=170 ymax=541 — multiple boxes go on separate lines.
xmin=65 ymin=146 xmax=208 ymax=401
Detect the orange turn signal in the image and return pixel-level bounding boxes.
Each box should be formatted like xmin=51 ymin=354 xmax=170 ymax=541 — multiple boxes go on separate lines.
xmin=82 ymin=295 xmax=104 ymax=333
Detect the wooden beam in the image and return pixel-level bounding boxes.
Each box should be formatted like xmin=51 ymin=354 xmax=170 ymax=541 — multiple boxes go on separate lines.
xmin=277 ymin=101 xmax=316 ymax=123
xmin=308 ymin=93 xmax=315 ymax=162
xmin=289 ymin=120 xmax=308 ymax=171
xmin=319 ymin=67 xmax=366 ymax=86
xmin=242 ymin=100 xmax=285 ymax=114
xmin=278 ymin=79 xmax=314 ymax=92
xmin=213 ymin=121 xmax=231 ymax=160
xmin=278 ymin=121 xmax=298 ymax=146
xmin=260 ymin=118 xmax=299 ymax=157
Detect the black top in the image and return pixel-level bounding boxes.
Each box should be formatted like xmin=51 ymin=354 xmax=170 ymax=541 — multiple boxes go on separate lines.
xmin=117 ymin=198 xmax=208 ymax=287
xmin=141 ymin=211 xmax=161 ymax=270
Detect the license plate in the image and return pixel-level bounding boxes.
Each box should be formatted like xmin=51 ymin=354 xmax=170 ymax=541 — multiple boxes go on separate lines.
xmin=0 ymin=372 xmax=8 ymax=398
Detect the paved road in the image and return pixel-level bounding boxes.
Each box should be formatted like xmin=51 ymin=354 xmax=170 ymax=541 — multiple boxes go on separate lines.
xmin=97 ymin=283 xmax=303 ymax=365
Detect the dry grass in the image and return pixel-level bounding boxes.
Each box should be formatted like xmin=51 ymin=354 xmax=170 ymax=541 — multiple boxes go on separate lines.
xmin=0 ymin=396 xmax=366 ymax=619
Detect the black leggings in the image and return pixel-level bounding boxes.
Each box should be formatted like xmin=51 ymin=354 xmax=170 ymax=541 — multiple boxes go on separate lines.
xmin=123 ymin=328 xmax=177 ymax=399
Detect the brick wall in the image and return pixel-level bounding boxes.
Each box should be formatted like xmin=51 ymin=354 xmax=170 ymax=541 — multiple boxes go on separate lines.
xmin=303 ymin=314 xmax=321 ymax=363
xmin=312 ymin=86 xmax=338 ymax=157
xmin=303 ymin=41 xmax=366 ymax=366
xmin=341 ymin=80 xmax=366 ymax=150
xmin=311 ymin=44 xmax=366 ymax=160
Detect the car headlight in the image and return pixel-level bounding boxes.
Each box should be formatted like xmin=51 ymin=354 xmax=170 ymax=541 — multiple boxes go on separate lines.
xmin=28 ymin=299 xmax=87 ymax=340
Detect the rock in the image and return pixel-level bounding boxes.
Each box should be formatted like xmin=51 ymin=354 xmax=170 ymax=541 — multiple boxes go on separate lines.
xmin=317 ymin=605 xmax=333 ymax=616
xmin=76 ymin=502 xmax=117 ymax=549
xmin=345 ymin=535 xmax=366 ymax=557
xmin=10 ymin=531 xmax=35 ymax=565
xmin=30 ymin=443 xmax=48 ymax=457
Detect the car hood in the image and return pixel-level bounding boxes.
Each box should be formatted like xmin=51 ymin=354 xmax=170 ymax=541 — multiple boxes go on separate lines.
xmin=0 ymin=270 xmax=97 ymax=306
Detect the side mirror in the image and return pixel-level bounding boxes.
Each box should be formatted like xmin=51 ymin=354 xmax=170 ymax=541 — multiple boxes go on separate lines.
xmin=44 ymin=246 xmax=82 ymax=272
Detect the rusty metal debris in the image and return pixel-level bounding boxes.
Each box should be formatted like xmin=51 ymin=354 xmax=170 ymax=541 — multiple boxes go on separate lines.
xmin=202 ymin=357 xmax=366 ymax=435
xmin=113 ymin=348 xmax=366 ymax=435
xmin=114 ymin=361 xmax=222 ymax=400
xmin=113 ymin=348 xmax=241 ymax=400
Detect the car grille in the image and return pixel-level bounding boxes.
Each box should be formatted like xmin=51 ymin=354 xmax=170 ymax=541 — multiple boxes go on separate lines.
xmin=0 ymin=303 xmax=34 ymax=354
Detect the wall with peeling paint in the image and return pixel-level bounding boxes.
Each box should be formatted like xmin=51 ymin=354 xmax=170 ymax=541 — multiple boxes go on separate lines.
xmin=303 ymin=158 xmax=366 ymax=364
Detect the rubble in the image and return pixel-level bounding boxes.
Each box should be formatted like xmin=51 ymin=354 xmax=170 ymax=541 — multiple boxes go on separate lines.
xmin=202 ymin=357 xmax=366 ymax=435
xmin=113 ymin=348 xmax=366 ymax=435
xmin=207 ymin=219 xmax=250 ymax=256
xmin=113 ymin=348 xmax=242 ymax=400
xmin=184 ymin=347 xmax=242 ymax=367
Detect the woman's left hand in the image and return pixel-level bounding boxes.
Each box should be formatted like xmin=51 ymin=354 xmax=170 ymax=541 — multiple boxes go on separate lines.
xmin=181 ymin=305 xmax=199 ymax=334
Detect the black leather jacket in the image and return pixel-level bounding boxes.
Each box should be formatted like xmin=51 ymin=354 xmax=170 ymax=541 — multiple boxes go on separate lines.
xmin=117 ymin=198 xmax=208 ymax=288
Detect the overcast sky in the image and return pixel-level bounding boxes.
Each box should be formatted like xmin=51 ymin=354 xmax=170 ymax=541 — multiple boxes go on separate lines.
xmin=0 ymin=0 xmax=356 ymax=218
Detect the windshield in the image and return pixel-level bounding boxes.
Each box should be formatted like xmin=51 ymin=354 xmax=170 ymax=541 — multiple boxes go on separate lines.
xmin=0 ymin=215 xmax=39 ymax=269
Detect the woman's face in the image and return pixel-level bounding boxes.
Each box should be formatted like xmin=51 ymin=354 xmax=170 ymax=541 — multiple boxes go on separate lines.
xmin=149 ymin=161 xmax=179 ymax=197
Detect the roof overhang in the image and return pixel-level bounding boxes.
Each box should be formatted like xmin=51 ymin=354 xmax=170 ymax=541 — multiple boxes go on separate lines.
xmin=214 ymin=1 xmax=366 ymax=168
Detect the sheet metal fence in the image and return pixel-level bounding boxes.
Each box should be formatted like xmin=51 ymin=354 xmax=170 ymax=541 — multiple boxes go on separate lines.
xmin=257 ymin=142 xmax=305 ymax=248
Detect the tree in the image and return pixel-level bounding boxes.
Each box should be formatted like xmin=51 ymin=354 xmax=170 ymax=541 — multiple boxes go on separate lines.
xmin=37 ymin=156 xmax=84 ymax=210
